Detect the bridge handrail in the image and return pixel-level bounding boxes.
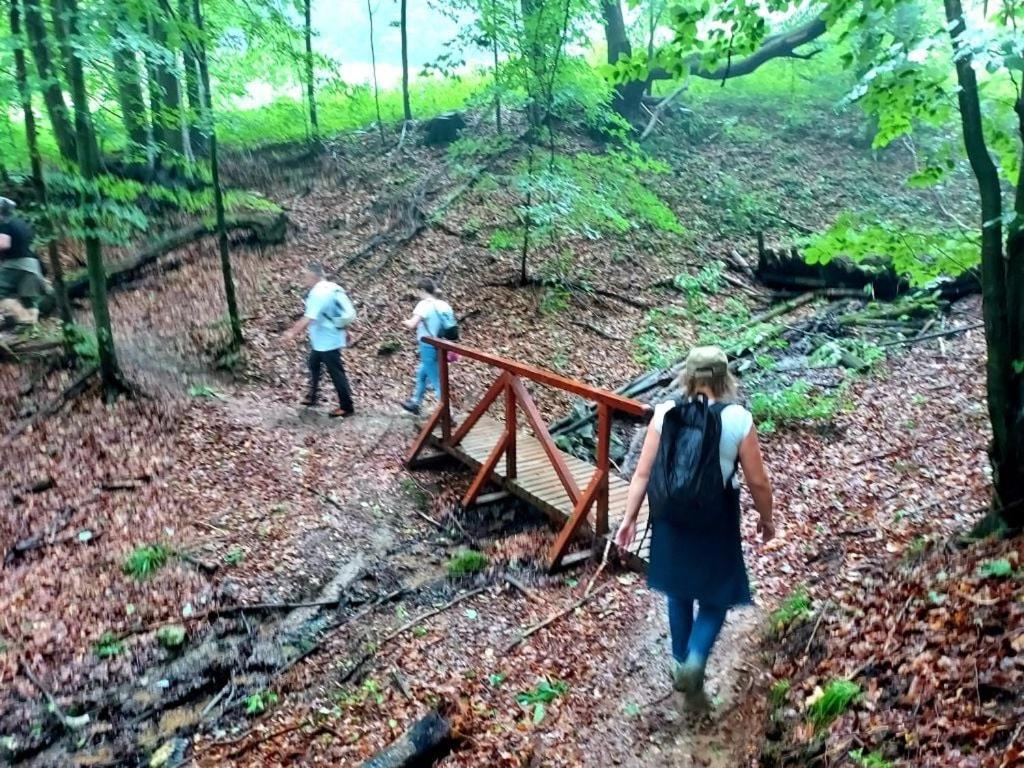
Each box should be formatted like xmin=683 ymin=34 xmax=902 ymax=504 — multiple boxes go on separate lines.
xmin=423 ymin=337 xmax=650 ymax=416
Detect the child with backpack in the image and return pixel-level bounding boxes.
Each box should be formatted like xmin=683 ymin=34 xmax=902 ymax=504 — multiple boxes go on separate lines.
xmin=614 ymin=346 xmax=775 ymax=707
xmin=401 ymin=278 xmax=458 ymax=415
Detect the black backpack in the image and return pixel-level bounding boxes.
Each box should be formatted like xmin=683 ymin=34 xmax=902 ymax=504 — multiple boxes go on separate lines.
xmin=647 ymin=395 xmax=734 ymax=530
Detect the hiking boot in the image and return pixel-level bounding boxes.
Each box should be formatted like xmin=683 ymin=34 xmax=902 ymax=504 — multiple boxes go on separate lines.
xmin=329 ymin=408 xmax=354 ymax=418
xmin=401 ymin=400 xmax=420 ymax=415
xmin=672 ymin=659 xmax=705 ymax=695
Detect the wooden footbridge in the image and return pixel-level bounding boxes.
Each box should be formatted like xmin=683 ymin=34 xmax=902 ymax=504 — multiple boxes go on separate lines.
xmin=405 ymin=338 xmax=653 ymax=570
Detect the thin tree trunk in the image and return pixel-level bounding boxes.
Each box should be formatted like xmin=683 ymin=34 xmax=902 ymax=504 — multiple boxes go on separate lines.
xmin=601 ymin=0 xmax=646 ymax=121
xmin=11 ymin=0 xmax=71 ymax=325
xmin=62 ymin=0 xmax=123 ymax=396
xmin=111 ymin=17 xmax=150 ymax=158
xmin=944 ymin=0 xmax=1023 ymax=528
xmin=21 ymin=0 xmax=76 ymax=161
xmin=303 ymin=0 xmax=319 ymax=138
xmin=491 ymin=0 xmax=501 ymax=132
xmin=181 ymin=0 xmax=205 ymax=158
xmin=148 ymin=13 xmax=186 ymax=161
xmin=367 ymin=0 xmax=385 ymax=145
xmin=399 ymin=0 xmax=411 ymax=122
xmin=193 ymin=0 xmax=243 ymax=353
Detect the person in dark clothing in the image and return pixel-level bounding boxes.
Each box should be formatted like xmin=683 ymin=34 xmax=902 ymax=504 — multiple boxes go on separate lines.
xmin=615 ymin=346 xmax=775 ymax=707
xmin=0 ymin=197 xmax=48 ymax=323
xmin=282 ymin=263 xmax=356 ymax=418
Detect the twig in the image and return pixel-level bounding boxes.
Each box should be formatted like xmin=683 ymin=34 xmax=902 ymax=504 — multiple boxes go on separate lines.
xmin=502 ymin=581 xmax=613 ymax=653
xmin=639 ymin=79 xmax=690 ymax=141
xmin=880 ymin=322 xmax=984 ymax=347
xmin=339 ymin=586 xmax=489 ymax=683
xmin=412 ymin=509 xmax=447 ymax=532
xmin=504 ymin=573 xmax=545 ymax=604
xmin=803 ymin=604 xmax=829 ymax=657
xmin=584 ymin=540 xmax=612 ymax=598
xmin=570 ymin=320 xmax=624 ymax=342
xmin=3 ymin=365 xmax=98 ymax=444
xmin=19 ymin=658 xmax=88 ymax=730
xmin=391 ymin=669 xmax=413 ymax=700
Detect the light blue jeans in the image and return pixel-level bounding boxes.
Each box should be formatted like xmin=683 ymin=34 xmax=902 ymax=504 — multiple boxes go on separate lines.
xmin=667 ymin=596 xmax=728 ymax=666
xmin=411 ymin=341 xmax=441 ymax=406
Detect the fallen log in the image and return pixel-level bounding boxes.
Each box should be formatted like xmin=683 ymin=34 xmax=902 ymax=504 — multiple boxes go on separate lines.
xmin=755 ymin=242 xmax=979 ymax=301
xmin=362 ymin=708 xmax=455 ymax=768
xmin=64 ymin=213 xmax=287 ymax=299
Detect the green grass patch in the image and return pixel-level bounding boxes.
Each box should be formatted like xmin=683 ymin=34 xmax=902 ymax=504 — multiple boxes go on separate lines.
xmin=122 ymin=544 xmax=172 ymax=580
xmin=488 ymin=228 xmax=520 ymax=251
xmin=977 ymin=558 xmax=1015 ymax=579
xmin=156 ymin=624 xmax=186 ymax=648
xmin=224 ymin=547 xmax=245 ymax=566
xmin=750 ymin=382 xmax=846 ymax=433
xmin=769 ymin=678 xmax=791 ymax=710
xmin=768 ymin=586 xmax=813 ymax=636
xmin=516 ymin=678 xmax=569 ymax=725
xmin=94 ymin=631 xmax=124 ymax=659
xmin=446 ymin=549 xmax=489 ymax=578
xmin=850 ymin=749 xmax=895 ymax=768
xmin=808 ymin=679 xmax=861 ymax=730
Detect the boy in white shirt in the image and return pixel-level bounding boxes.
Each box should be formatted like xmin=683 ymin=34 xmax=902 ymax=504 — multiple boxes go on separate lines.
xmin=283 ymin=263 xmax=355 ymax=417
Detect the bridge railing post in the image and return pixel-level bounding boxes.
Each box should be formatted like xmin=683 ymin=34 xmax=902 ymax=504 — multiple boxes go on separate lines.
xmin=439 ymin=346 xmax=452 ymax=444
xmin=595 ymin=403 xmax=611 ymax=536
xmin=505 ymin=377 xmax=517 ymax=479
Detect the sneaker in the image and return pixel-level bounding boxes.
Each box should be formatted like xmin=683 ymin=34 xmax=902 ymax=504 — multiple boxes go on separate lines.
xmin=401 ymin=400 xmax=420 ymax=415
xmin=329 ymin=408 xmax=354 ymax=418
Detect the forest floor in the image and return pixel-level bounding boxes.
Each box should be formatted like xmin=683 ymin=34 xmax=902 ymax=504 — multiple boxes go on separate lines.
xmin=0 ymin=97 xmax=1013 ymax=767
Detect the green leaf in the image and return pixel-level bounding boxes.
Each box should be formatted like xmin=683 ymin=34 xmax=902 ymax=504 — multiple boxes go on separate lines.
xmin=532 ymin=702 xmax=546 ymax=724
xmin=978 ymin=558 xmax=1014 ymax=578
xmin=156 ymin=624 xmax=187 ymax=648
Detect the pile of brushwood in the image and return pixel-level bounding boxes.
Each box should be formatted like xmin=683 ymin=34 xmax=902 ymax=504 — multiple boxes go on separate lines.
xmin=550 ymin=286 xmax=978 ymax=472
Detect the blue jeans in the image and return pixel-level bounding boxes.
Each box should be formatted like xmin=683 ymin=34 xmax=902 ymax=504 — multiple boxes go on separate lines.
xmin=412 ymin=341 xmax=441 ymax=405
xmin=667 ymin=596 xmax=728 ymax=666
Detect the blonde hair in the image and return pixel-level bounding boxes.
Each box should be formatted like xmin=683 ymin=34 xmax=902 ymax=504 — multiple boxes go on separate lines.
xmin=675 ymin=368 xmax=739 ymax=400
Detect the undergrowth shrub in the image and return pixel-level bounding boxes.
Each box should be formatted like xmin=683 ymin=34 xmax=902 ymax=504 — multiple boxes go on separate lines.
xmin=750 ymin=382 xmax=846 ymax=433
xmin=123 ymin=544 xmax=172 ymax=580
xmin=807 ymin=679 xmax=861 ymax=730
xmin=768 ymin=586 xmax=813 ymax=637
xmin=447 ymin=549 xmax=489 ymax=578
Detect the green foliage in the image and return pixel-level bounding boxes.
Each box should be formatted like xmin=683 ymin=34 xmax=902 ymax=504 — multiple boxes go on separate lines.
xmin=769 ymin=679 xmax=791 ymax=710
xmin=156 ymin=624 xmax=186 ymax=648
xmin=516 ymin=678 xmax=569 ymax=725
xmin=768 ymin=586 xmax=813 ymax=636
xmin=808 ymin=339 xmax=886 ymax=371
xmin=244 ymin=690 xmax=279 ymax=716
xmin=750 ymin=382 xmax=845 ymax=432
xmin=850 ymin=749 xmax=895 ymax=768
xmin=488 ymin=228 xmax=519 ymax=251
xmin=699 ymin=173 xmax=769 ymax=235
xmin=977 ymin=558 xmax=1015 ymax=579
xmin=400 ymin=477 xmax=430 ymax=511
xmin=446 ymin=549 xmax=489 ymax=578
xmin=188 ymin=384 xmax=223 ymax=399
xmin=224 ymin=547 xmax=245 ymax=566
xmin=66 ymin=324 xmax=99 ymax=364
xmin=93 ymin=632 xmax=124 ymax=659
xmin=633 ymin=308 xmax=685 ymax=369
xmin=672 ymin=261 xmax=725 ymax=298
xmin=808 ymin=679 xmax=861 ymax=730
xmin=804 ymin=214 xmax=979 ymax=287
xmin=122 ymin=545 xmax=172 ymax=580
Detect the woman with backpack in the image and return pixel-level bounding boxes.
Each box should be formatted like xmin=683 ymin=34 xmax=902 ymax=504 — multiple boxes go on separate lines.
xmin=401 ymin=278 xmax=456 ymax=415
xmin=614 ymin=345 xmax=775 ymax=706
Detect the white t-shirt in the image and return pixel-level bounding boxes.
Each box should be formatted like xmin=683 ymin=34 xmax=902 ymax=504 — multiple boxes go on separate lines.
xmin=651 ymin=399 xmax=753 ymax=488
xmin=304 ymin=280 xmax=346 ymax=352
xmin=413 ymin=298 xmax=454 ymax=340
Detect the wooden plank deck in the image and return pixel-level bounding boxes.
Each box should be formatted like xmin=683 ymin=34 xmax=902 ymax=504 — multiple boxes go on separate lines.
xmin=429 ymin=415 xmax=652 ymax=567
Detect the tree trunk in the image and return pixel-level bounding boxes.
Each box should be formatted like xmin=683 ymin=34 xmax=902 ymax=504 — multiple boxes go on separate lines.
xmin=111 ymin=25 xmax=150 ymax=158
xmin=181 ymin=0 xmax=205 ymax=158
xmin=62 ymin=0 xmax=123 ymax=396
xmin=303 ymin=0 xmax=319 ymax=138
xmin=601 ymin=0 xmax=646 ymax=121
xmin=21 ymin=0 xmax=76 ymax=162
xmin=367 ymin=0 xmax=385 ymax=145
xmin=400 ymin=0 xmax=411 ymax=122
xmin=11 ymin=0 xmax=71 ymax=325
xmin=491 ymin=0 xmax=501 ymax=133
xmin=193 ymin=0 xmax=243 ymax=353
xmin=944 ymin=0 xmax=1023 ymax=529
xmin=148 ymin=13 xmax=186 ymax=161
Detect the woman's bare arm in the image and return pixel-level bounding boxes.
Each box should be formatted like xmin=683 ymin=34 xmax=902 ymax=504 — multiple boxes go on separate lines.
xmin=614 ymin=423 xmax=660 ymax=547
xmin=738 ymin=428 xmax=774 ymax=540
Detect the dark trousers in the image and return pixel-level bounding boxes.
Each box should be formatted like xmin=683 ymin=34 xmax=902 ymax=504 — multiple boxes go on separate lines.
xmin=308 ymin=347 xmax=354 ymax=411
